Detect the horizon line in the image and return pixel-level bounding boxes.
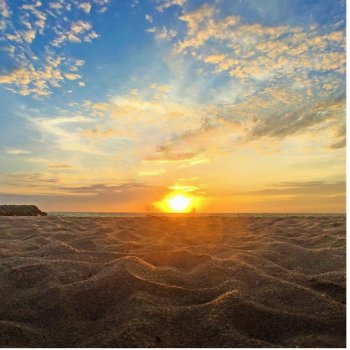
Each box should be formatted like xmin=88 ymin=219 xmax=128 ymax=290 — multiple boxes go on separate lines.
xmin=47 ymin=211 xmax=346 ymax=214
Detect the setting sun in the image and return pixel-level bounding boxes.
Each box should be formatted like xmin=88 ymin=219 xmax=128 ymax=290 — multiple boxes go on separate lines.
xmin=168 ymin=195 xmax=191 ymax=212
xmin=154 ymin=192 xmax=201 ymax=213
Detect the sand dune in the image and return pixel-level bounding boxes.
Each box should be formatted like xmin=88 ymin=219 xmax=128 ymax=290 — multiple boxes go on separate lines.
xmin=0 ymin=215 xmax=345 ymax=347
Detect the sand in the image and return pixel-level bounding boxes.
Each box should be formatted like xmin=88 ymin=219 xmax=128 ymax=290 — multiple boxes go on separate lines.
xmin=0 ymin=215 xmax=345 ymax=347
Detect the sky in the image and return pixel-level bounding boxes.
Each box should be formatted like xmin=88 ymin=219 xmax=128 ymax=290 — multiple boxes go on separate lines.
xmin=0 ymin=0 xmax=346 ymax=213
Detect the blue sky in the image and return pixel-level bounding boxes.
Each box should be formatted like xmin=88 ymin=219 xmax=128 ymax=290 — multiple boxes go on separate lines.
xmin=0 ymin=0 xmax=346 ymax=212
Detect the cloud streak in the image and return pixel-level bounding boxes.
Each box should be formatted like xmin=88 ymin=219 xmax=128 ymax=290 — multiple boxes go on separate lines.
xmin=240 ymin=180 xmax=346 ymax=197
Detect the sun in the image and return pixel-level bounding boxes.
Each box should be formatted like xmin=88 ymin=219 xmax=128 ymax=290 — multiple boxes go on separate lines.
xmin=154 ymin=192 xmax=197 ymax=213
xmin=168 ymin=195 xmax=191 ymax=212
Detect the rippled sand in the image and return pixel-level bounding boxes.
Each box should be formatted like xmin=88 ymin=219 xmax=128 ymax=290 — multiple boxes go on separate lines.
xmin=0 ymin=215 xmax=345 ymax=347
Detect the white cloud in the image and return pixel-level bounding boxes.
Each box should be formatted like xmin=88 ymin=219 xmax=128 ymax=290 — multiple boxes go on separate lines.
xmin=79 ymin=2 xmax=92 ymax=13
xmin=49 ymin=2 xmax=63 ymax=10
xmin=147 ymin=26 xmax=177 ymax=41
xmin=29 ymin=115 xmax=98 ymax=152
xmin=156 ymin=0 xmax=185 ymax=12
xmin=0 ymin=0 xmax=10 ymax=17
xmin=65 ymin=73 xmax=81 ymax=80
xmin=5 ymin=148 xmax=31 ymax=155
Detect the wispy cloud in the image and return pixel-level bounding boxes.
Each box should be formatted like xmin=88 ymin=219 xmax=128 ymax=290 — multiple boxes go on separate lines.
xmin=146 ymin=26 xmax=177 ymax=41
xmin=29 ymin=115 xmax=97 ymax=152
xmin=57 ymin=183 xmax=146 ymax=195
xmin=145 ymin=14 xmax=153 ymax=23
xmin=81 ymin=127 xmax=118 ymax=138
xmin=78 ymin=2 xmax=92 ymax=14
xmin=155 ymin=0 xmax=185 ymax=12
xmin=48 ymin=163 xmax=72 ymax=169
xmin=0 ymin=172 xmax=60 ymax=195
xmin=137 ymin=170 xmax=165 ymax=176
xmin=5 ymin=148 xmax=31 ymax=155
xmin=0 ymin=181 xmax=168 ymax=211
xmin=147 ymin=151 xmax=202 ymax=162
xmin=239 ymin=180 xmax=345 ymax=197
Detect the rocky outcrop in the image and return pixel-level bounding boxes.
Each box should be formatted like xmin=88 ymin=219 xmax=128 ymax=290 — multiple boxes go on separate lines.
xmin=0 ymin=205 xmax=47 ymax=216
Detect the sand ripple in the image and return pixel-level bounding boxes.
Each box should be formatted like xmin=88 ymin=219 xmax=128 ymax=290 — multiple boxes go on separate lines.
xmin=0 ymin=216 xmax=345 ymax=347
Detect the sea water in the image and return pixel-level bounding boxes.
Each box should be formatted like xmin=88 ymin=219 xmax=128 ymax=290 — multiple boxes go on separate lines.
xmin=48 ymin=212 xmax=343 ymax=218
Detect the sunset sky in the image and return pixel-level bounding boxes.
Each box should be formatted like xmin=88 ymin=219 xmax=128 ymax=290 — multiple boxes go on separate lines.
xmin=0 ymin=0 xmax=345 ymax=212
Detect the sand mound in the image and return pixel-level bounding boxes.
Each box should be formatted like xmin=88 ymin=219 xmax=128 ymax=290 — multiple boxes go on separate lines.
xmin=0 ymin=215 xmax=345 ymax=347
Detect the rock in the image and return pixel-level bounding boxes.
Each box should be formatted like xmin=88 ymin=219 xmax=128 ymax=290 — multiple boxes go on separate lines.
xmin=0 ymin=205 xmax=47 ymax=216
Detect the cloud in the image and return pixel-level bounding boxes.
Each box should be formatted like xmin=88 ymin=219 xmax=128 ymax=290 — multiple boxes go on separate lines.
xmin=176 ymin=4 xmax=345 ymax=87
xmin=140 ymin=89 xmax=344 ymax=163
xmin=152 ymin=115 xmax=227 ymax=155
xmin=58 ymin=183 xmax=146 ymax=195
xmin=168 ymin=184 xmax=200 ymax=193
xmin=146 ymin=26 xmax=177 ymax=41
xmin=81 ymin=127 xmax=118 ymax=138
xmin=140 ymin=3 xmax=345 ymax=154
xmin=93 ymin=0 xmax=109 ymax=6
xmin=156 ymin=0 xmax=185 ymax=12
xmin=0 ymin=53 xmax=87 ymax=95
xmin=247 ymin=92 xmax=345 ymax=140
xmin=0 ymin=1 xmax=106 ymax=97
xmin=49 ymin=2 xmax=63 ymax=10
xmin=130 ymin=0 xmax=140 ymax=8
xmin=0 ymin=0 xmax=10 ymax=18
xmin=52 ymin=20 xmax=98 ymax=47
xmin=137 ymin=170 xmax=165 ymax=176
xmin=91 ymin=102 xmax=110 ymax=111
xmin=65 ymin=73 xmax=81 ymax=80
xmin=48 ymin=163 xmax=72 ymax=169
xmin=328 ymin=123 xmax=346 ymax=149
xmin=148 ymin=151 xmax=201 ymax=161
xmin=103 ymin=94 xmax=216 ymax=161
xmin=0 ymin=181 xmax=168 ymax=212
xmin=29 ymin=115 xmax=98 ymax=152
xmin=71 ymin=75 xmax=344 ymax=176
xmin=178 ymin=4 xmax=216 ymax=39
xmin=82 ymin=100 xmax=111 ymax=116
xmin=240 ymin=180 xmax=345 ymax=197
xmin=5 ymin=148 xmax=31 ymax=155
xmin=109 ymin=95 xmax=205 ymax=127
xmin=0 ymin=68 xmax=32 ymax=92
xmin=330 ymin=138 xmax=346 ymax=149
xmin=0 ymin=172 xmax=60 ymax=195
xmin=79 ymin=2 xmax=92 ymax=13
xmin=148 ymin=83 xmax=172 ymax=99
xmin=144 ymin=150 xmax=210 ymax=168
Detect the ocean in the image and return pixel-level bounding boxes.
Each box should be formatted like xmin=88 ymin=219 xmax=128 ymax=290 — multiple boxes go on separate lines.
xmin=48 ymin=212 xmax=344 ymax=217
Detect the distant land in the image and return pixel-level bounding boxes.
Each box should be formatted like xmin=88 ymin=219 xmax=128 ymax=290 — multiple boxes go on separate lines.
xmin=0 ymin=205 xmax=47 ymax=216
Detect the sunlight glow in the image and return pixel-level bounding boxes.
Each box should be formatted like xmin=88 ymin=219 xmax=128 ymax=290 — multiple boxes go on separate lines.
xmin=154 ymin=192 xmax=201 ymax=213
xmin=168 ymin=195 xmax=191 ymax=212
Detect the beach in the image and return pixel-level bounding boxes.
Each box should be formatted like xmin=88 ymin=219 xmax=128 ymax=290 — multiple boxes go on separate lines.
xmin=0 ymin=215 xmax=345 ymax=347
